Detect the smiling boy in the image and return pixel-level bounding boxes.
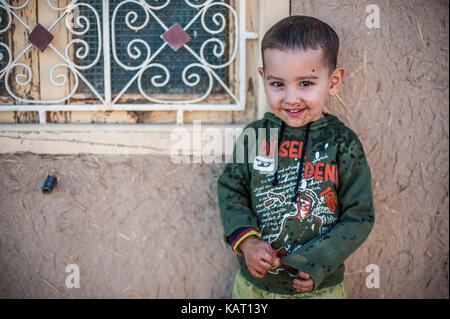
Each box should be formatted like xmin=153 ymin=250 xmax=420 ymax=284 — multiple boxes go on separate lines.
xmin=218 ymin=16 xmax=375 ymax=298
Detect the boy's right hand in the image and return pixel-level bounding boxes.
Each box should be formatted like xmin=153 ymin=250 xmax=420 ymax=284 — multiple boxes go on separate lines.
xmin=239 ymin=236 xmax=281 ymax=279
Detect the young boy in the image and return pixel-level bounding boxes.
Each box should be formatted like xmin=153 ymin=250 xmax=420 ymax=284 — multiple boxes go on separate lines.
xmin=218 ymin=15 xmax=375 ymax=298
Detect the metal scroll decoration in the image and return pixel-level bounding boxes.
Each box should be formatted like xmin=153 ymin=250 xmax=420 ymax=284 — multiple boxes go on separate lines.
xmin=0 ymin=0 xmax=241 ymax=107
xmin=0 ymin=0 xmax=102 ymax=104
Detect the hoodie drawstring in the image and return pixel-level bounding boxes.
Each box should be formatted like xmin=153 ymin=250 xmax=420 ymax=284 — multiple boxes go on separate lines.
xmin=271 ymin=121 xmax=285 ymax=186
xmin=269 ymin=120 xmax=312 ymax=203
xmin=291 ymin=122 xmax=312 ymax=203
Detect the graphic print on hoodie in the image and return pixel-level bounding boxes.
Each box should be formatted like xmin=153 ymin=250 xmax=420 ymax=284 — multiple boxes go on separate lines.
xmin=252 ymin=128 xmax=339 ymax=276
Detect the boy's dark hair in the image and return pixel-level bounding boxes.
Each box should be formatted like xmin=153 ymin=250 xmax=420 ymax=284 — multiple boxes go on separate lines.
xmin=261 ymin=15 xmax=339 ymax=73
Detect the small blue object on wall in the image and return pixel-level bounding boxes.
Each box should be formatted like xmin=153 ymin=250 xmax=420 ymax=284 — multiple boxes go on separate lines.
xmin=42 ymin=175 xmax=57 ymax=195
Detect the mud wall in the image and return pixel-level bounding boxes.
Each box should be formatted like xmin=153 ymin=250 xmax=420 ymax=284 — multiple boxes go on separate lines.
xmin=0 ymin=154 xmax=237 ymax=298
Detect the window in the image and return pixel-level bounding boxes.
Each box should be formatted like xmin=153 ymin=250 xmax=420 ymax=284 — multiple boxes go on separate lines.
xmin=0 ymin=0 xmax=252 ymax=123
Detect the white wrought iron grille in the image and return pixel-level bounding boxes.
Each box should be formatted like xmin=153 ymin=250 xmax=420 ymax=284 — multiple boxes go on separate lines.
xmin=0 ymin=0 xmax=256 ymax=124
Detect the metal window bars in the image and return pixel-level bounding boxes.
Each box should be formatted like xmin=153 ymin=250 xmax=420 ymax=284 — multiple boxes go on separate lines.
xmin=0 ymin=0 xmax=257 ymax=124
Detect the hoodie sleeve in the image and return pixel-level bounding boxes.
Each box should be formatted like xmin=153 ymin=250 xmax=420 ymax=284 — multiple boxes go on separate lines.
xmin=218 ymin=127 xmax=261 ymax=251
xmin=282 ymin=132 xmax=375 ymax=290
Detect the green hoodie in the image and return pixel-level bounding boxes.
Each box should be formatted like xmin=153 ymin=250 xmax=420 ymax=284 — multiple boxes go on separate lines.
xmin=218 ymin=112 xmax=375 ymax=294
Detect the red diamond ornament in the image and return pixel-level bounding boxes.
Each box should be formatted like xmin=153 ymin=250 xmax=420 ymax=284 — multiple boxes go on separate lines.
xmin=28 ymin=24 xmax=54 ymax=52
xmin=161 ymin=23 xmax=192 ymax=52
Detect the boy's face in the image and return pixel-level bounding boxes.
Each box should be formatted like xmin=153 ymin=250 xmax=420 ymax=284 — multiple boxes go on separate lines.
xmin=259 ymin=48 xmax=344 ymax=128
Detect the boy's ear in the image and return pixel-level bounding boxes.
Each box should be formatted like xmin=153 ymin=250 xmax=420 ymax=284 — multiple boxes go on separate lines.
xmin=258 ymin=67 xmax=265 ymax=79
xmin=328 ymin=67 xmax=345 ymax=96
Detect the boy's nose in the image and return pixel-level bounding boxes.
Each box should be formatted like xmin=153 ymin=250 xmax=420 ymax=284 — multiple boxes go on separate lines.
xmin=284 ymin=87 xmax=300 ymax=106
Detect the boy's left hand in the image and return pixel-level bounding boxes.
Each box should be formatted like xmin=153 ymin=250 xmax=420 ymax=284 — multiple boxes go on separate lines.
xmin=293 ymin=271 xmax=314 ymax=293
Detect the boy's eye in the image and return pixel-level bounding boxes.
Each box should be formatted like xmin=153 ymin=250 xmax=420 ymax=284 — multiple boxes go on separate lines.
xmin=300 ymin=81 xmax=313 ymax=87
xmin=270 ymin=81 xmax=284 ymax=88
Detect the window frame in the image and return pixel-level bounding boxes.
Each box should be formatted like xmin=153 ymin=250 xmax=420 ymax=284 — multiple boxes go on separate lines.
xmin=0 ymin=0 xmax=255 ymax=123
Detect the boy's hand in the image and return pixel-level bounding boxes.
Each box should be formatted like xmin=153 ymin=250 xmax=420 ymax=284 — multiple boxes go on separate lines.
xmin=293 ymin=271 xmax=314 ymax=293
xmin=239 ymin=236 xmax=281 ymax=279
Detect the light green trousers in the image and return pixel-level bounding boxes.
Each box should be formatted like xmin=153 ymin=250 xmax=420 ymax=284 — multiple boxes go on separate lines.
xmin=232 ymin=270 xmax=347 ymax=299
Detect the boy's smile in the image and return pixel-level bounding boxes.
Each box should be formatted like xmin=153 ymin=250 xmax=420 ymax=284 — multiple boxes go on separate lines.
xmin=259 ymin=48 xmax=344 ymax=128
